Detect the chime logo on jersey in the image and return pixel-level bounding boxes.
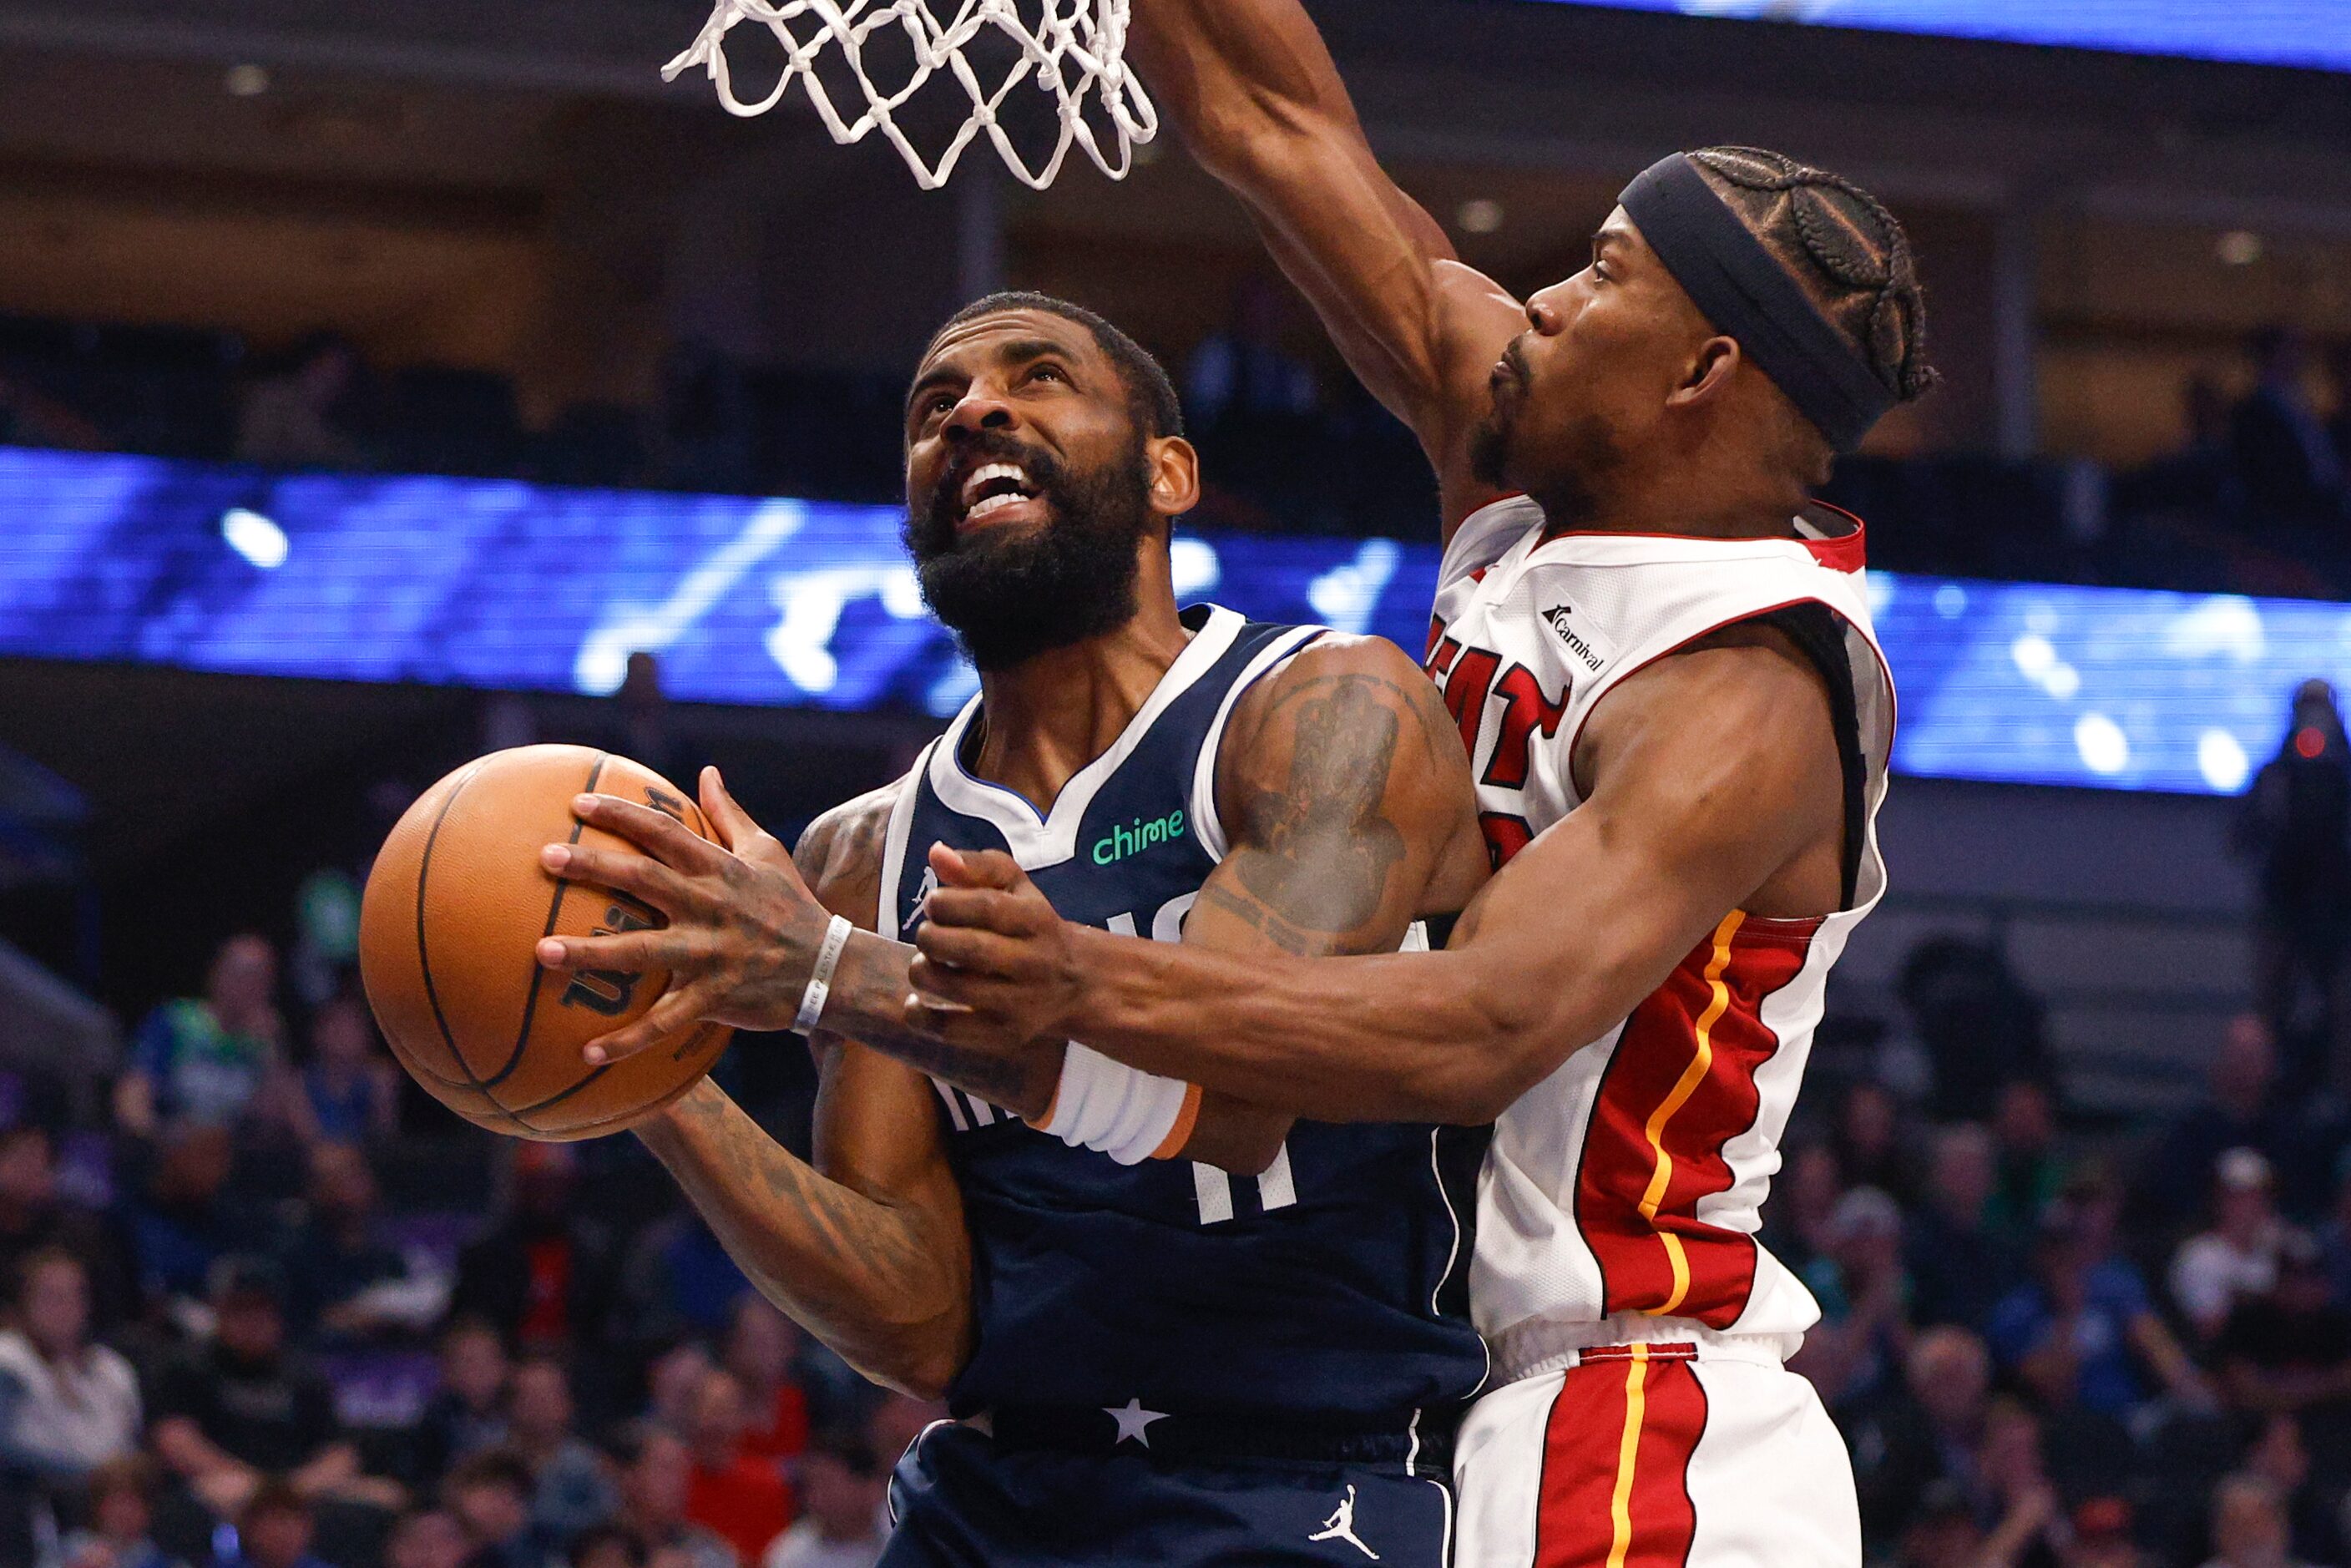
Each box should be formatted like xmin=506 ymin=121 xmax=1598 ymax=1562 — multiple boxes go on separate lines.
xmin=1092 ymin=808 xmax=1186 ymax=866
xmin=1542 ymin=604 xmax=1611 ymax=675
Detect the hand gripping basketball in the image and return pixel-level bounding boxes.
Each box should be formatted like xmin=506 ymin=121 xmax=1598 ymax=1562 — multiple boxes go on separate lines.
xmin=535 ymin=768 xmax=834 ymax=1064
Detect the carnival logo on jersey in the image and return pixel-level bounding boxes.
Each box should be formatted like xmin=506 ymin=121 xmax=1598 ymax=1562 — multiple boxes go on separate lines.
xmin=1543 ymin=604 xmax=1612 ymax=675
xmin=1093 ymin=809 xmax=1186 ymax=866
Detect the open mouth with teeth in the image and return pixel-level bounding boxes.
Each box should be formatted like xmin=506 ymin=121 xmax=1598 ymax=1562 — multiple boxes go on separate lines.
xmin=956 ymin=461 xmax=1044 ymax=528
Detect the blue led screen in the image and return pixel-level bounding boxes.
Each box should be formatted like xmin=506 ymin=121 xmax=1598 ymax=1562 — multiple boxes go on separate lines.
xmin=1524 ymin=2 xmax=2351 ymax=74
xmin=0 ymin=444 xmax=2328 ymax=797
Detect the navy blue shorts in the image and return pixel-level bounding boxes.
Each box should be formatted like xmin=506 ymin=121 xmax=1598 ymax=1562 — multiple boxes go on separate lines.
xmin=881 ymin=1420 xmax=1456 ymax=1567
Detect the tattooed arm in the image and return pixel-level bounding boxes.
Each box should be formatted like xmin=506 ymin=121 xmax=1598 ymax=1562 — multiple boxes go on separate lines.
xmin=631 ymin=787 xmax=972 ymax=1399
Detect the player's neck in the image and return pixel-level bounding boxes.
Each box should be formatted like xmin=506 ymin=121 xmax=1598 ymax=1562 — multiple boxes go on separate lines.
xmin=1541 ymin=462 xmax=1808 ymax=542
xmin=968 ymin=589 xmax=1191 ymax=815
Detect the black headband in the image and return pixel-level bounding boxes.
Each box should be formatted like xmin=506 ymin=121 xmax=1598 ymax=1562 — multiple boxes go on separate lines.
xmin=1617 ymin=153 xmax=1898 ymax=453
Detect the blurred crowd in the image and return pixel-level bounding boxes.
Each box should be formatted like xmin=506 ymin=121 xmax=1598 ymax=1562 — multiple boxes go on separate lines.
xmin=0 ymin=919 xmax=917 ymax=1568
xmin=10 ymin=849 xmax=2351 ymax=1568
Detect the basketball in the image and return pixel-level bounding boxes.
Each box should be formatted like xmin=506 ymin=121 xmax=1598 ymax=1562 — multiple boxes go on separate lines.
xmin=357 ymin=744 xmax=731 ymax=1141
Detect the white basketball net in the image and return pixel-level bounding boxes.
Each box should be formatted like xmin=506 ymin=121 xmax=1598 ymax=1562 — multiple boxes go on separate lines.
xmin=661 ymin=0 xmax=1159 ymax=191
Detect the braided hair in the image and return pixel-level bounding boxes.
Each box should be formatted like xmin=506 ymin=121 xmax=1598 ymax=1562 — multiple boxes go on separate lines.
xmin=1687 ymin=146 xmax=1939 ymax=407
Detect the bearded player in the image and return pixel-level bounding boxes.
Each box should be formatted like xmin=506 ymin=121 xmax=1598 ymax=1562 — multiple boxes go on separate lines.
xmin=537 ymin=291 xmax=1494 ymax=1565
xmin=871 ymin=3 xmax=1938 ymax=1565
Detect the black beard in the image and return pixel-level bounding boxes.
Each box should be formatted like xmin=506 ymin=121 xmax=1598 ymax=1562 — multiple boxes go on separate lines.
xmin=903 ymin=432 xmax=1155 ymax=672
xmin=1469 ymin=409 xmax=1510 ymax=489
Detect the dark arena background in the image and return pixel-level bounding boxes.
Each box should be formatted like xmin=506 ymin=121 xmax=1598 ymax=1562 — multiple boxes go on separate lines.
xmin=3 ymin=2 xmax=2351 ymax=1565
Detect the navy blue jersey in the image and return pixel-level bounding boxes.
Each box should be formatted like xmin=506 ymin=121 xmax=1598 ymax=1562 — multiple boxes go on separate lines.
xmin=877 ymin=604 xmax=1489 ymax=1434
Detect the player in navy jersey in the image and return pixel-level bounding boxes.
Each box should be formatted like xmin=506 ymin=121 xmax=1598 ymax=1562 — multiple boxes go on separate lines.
xmin=533 ymin=291 xmax=1493 ymax=1565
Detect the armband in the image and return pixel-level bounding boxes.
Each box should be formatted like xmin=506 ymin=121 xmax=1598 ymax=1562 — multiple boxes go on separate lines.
xmin=791 ymin=915 xmax=855 ymax=1036
xmin=1035 ymin=1042 xmax=1203 ymax=1165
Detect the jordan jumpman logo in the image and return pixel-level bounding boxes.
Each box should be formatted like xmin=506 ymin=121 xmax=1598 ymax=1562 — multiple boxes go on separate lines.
xmin=1309 ymin=1485 xmax=1380 ymax=1560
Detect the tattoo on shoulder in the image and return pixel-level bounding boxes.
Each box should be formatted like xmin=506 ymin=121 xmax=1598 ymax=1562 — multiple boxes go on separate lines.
xmin=1228 ymin=674 xmax=1409 ymax=937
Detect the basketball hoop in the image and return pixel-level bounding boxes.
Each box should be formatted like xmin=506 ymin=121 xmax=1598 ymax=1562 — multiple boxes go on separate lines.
xmin=660 ymin=0 xmax=1159 ymax=191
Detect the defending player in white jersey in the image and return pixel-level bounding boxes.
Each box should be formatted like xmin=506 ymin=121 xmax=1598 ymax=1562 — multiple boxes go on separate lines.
xmin=875 ymin=2 xmax=1938 ymax=1565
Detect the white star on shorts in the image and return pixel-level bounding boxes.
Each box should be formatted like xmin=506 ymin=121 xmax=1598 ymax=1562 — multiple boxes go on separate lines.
xmin=1104 ymin=1398 xmax=1170 ymax=1448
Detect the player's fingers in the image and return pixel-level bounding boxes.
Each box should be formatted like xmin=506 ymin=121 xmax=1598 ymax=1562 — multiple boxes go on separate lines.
xmin=540 ymin=841 xmax=695 ymax=914
xmin=920 ymin=886 xmax=1041 ymax=935
xmin=912 ymin=922 xmax=1033 ymax=978
xmin=903 ymin=994 xmax=998 ymax=1047
xmin=534 ymin=928 xmax=705 ymax=977
xmin=906 ymin=952 xmax=993 ymax=1008
xmin=580 ymin=984 xmax=707 ymax=1066
xmin=699 ymin=766 xmax=761 ymax=855
xmin=574 ymin=792 xmax=727 ymax=872
xmin=928 ymin=842 xmax=1025 ymax=892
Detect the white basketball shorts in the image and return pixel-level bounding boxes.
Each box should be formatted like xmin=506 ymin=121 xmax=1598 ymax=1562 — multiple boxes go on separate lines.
xmin=1452 ymin=1328 xmax=1859 ymax=1568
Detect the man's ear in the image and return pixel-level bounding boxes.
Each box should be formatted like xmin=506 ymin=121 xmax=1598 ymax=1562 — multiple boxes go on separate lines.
xmin=1145 ymin=435 xmax=1201 ymax=518
xmin=1667 ymin=336 xmax=1742 ymax=412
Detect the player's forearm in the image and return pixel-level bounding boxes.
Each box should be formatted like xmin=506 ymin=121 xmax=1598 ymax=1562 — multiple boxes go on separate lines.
xmin=1060 ymin=925 xmax=1574 ymax=1124
xmin=819 ymin=930 xmax=1057 ymax=1115
xmin=1130 ymin=0 xmax=1360 ymax=184
xmin=636 ymin=1080 xmax=969 ymax=1399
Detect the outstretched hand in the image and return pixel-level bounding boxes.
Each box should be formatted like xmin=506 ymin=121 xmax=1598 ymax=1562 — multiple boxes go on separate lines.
xmin=906 ymin=843 xmax=1088 ymax=1054
xmin=534 ymin=766 xmax=832 ymax=1064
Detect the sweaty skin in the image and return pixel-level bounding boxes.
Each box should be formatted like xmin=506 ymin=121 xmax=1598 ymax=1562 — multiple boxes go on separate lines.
xmin=892 ymin=0 xmax=1860 ymax=1117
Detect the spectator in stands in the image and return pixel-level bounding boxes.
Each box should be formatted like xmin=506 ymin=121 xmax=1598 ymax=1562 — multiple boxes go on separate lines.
xmin=506 ymin=1356 xmax=614 ymax=1541
xmin=286 ymin=993 xmax=401 ymax=1146
xmin=1898 ymin=939 xmax=2049 ymax=1122
xmin=1894 ymin=1480 xmax=1983 ymax=1568
xmin=761 ymin=1432 xmax=886 ymax=1568
xmin=0 ymin=1247 xmax=140 ymax=1483
xmin=0 ymin=1125 xmax=134 ymax=1331
xmin=450 ymin=1144 xmax=616 ymax=1357
xmin=2141 ymin=1016 xmax=2303 ymax=1234
xmin=1184 ymin=274 xmax=1322 ymax=432
xmin=565 ymin=1526 xmax=643 ymax=1568
xmin=1986 ymin=1080 xmax=2067 ymax=1236
xmin=384 ymin=1510 xmax=471 ymax=1568
xmin=413 ymin=1318 xmax=511 ymax=1490
xmin=1760 ymin=1139 xmax=1843 ymax=1280
xmin=722 ymin=1300 xmax=809 ymax=1466
xmin=1852 ymin=1327 xmax=1994 ymax=1546
xmin=1835 ymin=1080 xmax=1917 ymax=1204
xmin=127 ymin=1124 xmax=253 ymax=1311
xmin=236 ymin=333 xmax=371 ymax=472
xmin=1905 ymin=1124 xmax=2024 ymax=1329
xmin=2172 ymin=1149 xmax=2298 ymax=1342
xmin=2213 ymin=1236 xmax=2351 ymax=1474
xmin=149 ymin=1257 xmax=401 ymax=1518
xmin=605 ymin=1428 xmax=731 ymax=1568
xmin=2200 ymin=1470 xmax=2310 ymax=1568
xmin=2070 ymin=1498 xmax=2144 ymax=1568
xmin=225 ymin=1482 xmax=332 ymax=1568
xmin=1989 ymin=1196 xmax=2207 ymax=1424
xmin=276 ymin=1141 xmax=435 ymax=1341
xmin=55 ymin=1456 xmax=176 ymax=1568
xmin=2229 ymin=327 xmax=2345 ymax=531
xmin=442 ymin=1449 xmax=543 ymax=1568
xmin=2237 ymin=686 xmax=2351 ymax=1093
xmin=2239 ymin=1414 xmax=2343 ymax=1567
xmin=118 ymin=935 xmax=283 ymax=1139
xmin=1973 ymin=1399 xmax=2063 ymax=1568
xmin=617 ymin=1211 xmax=750 ymax=1353
xmin=1792 ymin=1186 xmax=1912 ymax=1414
xmin=643 ymin=1342 xmax=716 ymax=1439
xmin=684 ymin=1368 xmax=791 ymax=1565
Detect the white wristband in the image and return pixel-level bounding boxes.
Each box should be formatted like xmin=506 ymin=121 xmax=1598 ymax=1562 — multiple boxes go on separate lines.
xmin=791 ymin=915 xmax=854 ymax=1036
xmin=1036 ymin=1042 xmax=1199 ymax=1165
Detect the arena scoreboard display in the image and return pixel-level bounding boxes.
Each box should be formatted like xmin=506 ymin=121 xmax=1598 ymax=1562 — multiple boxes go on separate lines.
xmin=0 ymin=443 xmax=2325 ymax=797
xmin=1526 ymin=2 xmax=2351 ymax=75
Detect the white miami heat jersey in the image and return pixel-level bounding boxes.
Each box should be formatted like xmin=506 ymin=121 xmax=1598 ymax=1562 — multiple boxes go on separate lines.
xmin=1424 ymin=495 xmax=1895 ymax=1371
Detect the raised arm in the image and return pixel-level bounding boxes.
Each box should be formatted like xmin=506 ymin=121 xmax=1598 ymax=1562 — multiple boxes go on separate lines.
xmin=629 ymin=790 xmax=970 ymax=1399
xmin=1131 ymin=0 xmax=1525 ymax=525
xmin=908 ymin=628 xmax=1848 ymax=1123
